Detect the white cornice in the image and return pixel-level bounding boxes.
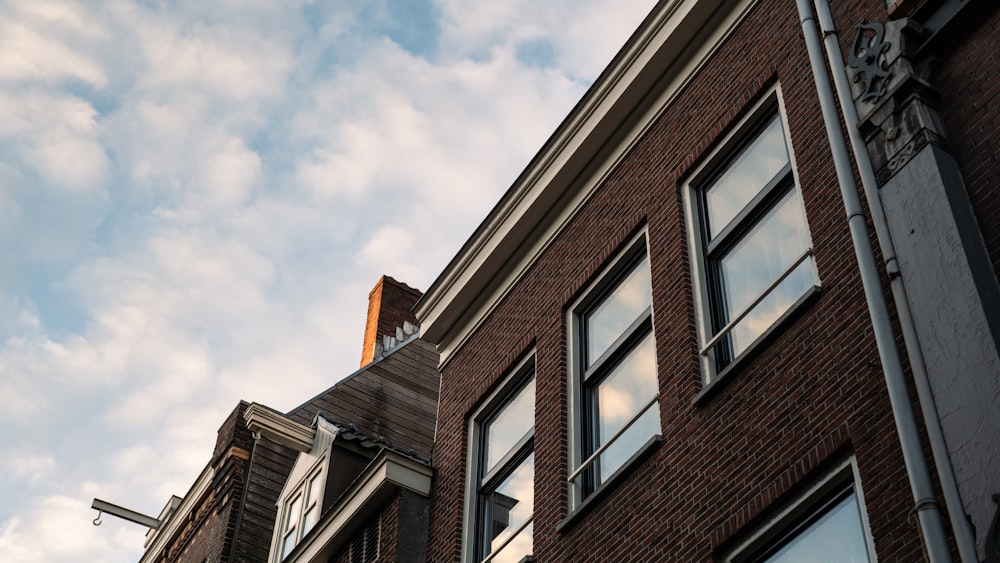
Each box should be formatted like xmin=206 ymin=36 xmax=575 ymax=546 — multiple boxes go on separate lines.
xmin=244 ymin=402 xmax=314 ymax=453
xmin=286 ymin=450 xmax=433 ymax=563
xmin=139 ymin=465 xmax=215 ymax=562
xmin=415 ymin=0 xmax=759 ymax=366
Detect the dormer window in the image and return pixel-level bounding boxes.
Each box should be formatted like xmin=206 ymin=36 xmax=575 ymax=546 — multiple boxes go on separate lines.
xmin=280 ymin=464 xmax=324 ymax=560
xmin=268 ymin=415 xmax=339 ymax=563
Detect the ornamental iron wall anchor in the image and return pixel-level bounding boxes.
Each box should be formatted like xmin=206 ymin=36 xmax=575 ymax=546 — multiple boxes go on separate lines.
xmin=848 ymin=20 xmax=892 ymax=103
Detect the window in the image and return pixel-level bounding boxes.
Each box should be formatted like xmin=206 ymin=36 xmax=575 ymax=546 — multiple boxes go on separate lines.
xmin=686 ymin=90 xmax=818 ymax=381
xmin=724 ymin=460 xmax=875 ymax=562
xmin=277 ymin=464 xmax=324 ymax=560
xmin=568 ymin=235 xmax=660 ymax=505
xmin=464 ymin=360 xmax=535 ymax=563
xmin=746 ymin=486 xmax=871 ymax=562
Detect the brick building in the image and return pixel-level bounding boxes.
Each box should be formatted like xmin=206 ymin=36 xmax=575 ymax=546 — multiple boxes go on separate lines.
xmin=120 ymin=0 xmax=1000 ymax=561
xmin=136 ymin=277 xmax=440 ymax=563
xmin=414 ymin=0 xmax=999 ymax=561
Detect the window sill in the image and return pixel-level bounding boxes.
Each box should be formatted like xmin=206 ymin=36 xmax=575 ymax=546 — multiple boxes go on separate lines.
xmin=556 ymin=435 xmax=665 ymax=534
xmin=692 ymin=285 xmax=822 ymax=407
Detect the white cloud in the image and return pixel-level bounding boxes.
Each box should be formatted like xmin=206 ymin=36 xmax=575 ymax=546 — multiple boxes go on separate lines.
xmin=131 ymin=19 xmax=289 ymax=104
xmin=437 ymin=0 xmax=656 ymax=78
xmin=0 ymin=0 xmax=659 ymax=561
xmin=0 ymin=452 xmax=55 ymax=483
xmin=0 ymin=496 xmax=136 ymax=563
xmin=288 ymin=38 xmax=588 ymax=237
xmin=192 ymin=137 xmax=262 ymax=208
xmin=0 ymin=91 xmax=109 ymax=191
xmin=0 ymin=2 xmax=107 ymax=86
xmin=356 ymin=225 xmax=423 ymax=284
xmin=12 ymin=1 xmax=107 ymax=41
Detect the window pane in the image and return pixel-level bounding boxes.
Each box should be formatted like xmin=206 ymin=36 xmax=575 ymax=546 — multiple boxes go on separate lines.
xmin=306 ymin=472 xmax=322 ymax=504
xmin=595 ymin=332 xmax=659 ymax=482
xmin=706 ymin=115 xmax=789 ymax=239
xmin=718 ymin=189 xmax=813 ymax=356
xmin=488 ymin=521 xmax=533 ymax=563
xmin=484 ymin=377 xmax=535 ymax=474
xmin=303 ymin=505 xmax=318 ymax=535
xmin=484 ymin=453 xmax=534 ymax=561
xmin=285 ymin=495 xmax=302 ymax=528
xmin=763 ymin=491 xmax=871 ymax=562
xmin=282 ymin=530 xmax=297 ymax=559
xmin=585 ymin=255 xmax=652 ymax=367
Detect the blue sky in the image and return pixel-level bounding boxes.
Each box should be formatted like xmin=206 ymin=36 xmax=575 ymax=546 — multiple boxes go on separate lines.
xmin=0 ymin=1 xmax=655 ymax=560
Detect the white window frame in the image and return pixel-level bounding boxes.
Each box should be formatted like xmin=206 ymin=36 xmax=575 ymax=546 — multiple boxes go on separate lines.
xmin=462 ymin=354 xmax=536 ymax=563
xmin=722 ymin=457 xmax=878 ymax=562
xmin=274 ymin=458 xmax=325 ymax=562
xmin=683 ymin=86 xmax=820 ymax=385
xmin=566 ymin=230 xmax=660 ymax=509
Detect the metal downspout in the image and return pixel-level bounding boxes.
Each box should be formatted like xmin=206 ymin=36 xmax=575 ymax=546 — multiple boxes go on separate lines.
xmin=812 ymin=2 xmax=979 ymax=559
xmin=794 ymin=0 xmax=953 ymax=560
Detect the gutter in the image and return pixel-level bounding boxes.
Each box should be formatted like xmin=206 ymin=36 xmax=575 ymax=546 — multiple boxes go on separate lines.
xmin=794 ymin=0 xmax=952 ymax=560
xmin=810 ymin=3 xmax=978 ymax=560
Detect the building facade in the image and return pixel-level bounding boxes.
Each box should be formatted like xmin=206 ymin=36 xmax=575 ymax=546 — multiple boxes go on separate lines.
xmin=137 ymin=277 xmax=440 ymax=563
xmin=128 ymin=0 xmax=999 ymax=561
xmin=415 ymin=0 xmax=999 ymax=561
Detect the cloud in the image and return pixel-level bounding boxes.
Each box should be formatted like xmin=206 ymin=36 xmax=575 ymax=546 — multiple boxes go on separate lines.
xmin=0 ymin=496 xmax=136 ymax=563
xmin=0 ymin=0 xmax=659 ymax=561
xmin=0 ymin=2 xmax=108 ymax=86
xmin=0 ymin=2 xmax=112 ymax=193
xmin=437 ymin=0 xmax=656 ymax=78
xmin=287 ymin=37 xmax=590 ymax=252
xmin=0 ymin=91 xmax=109 ymax=191
xmin=1 ymin=452 xmax=55 ymax=482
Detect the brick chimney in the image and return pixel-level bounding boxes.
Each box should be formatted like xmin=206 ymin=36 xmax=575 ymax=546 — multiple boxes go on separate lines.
xmin=360 ymin=276 xmax=422 ymax=366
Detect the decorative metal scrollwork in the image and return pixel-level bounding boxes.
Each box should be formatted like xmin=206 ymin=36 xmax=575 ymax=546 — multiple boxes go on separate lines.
xmin=848 ymin=20 xmax=892 ymax=103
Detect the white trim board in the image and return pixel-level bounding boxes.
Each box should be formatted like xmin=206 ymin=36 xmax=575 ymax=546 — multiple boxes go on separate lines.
xmin=285 ymin=450 xmax=433 ymax=563
xmin=415 ymin=0 xmax=762 ymax=367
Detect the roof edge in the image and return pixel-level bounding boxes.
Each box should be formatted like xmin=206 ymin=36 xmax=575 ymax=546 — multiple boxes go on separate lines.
xmin=285 ymin=450 xmax=433 ymax=563
xmin=415 ymin=0 xmax=755 ymax=364
xmin=244 ymin=402 xmax=315 ymax=453
xmin=286 ymin=333 xmax=425 ymax=416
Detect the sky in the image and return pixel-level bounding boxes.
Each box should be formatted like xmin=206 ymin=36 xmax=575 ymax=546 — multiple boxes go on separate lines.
xmin=0 ymin=0 xmax=658 ymax=560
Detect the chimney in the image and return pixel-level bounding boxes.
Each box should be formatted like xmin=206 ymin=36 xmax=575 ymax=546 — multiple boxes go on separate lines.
xmin=361 ymin=276 xmax=422 ymax=366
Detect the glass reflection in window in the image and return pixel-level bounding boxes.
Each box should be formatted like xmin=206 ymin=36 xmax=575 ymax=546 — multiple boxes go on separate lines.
xmin=585 ymin=255 xmax=652 ymax=367
xmin=475 ymin=371 xmax=535 ymax=563
xmin=747 ymin=487 xmax=872 ymax=563
xmin=694 ymin=107 xmax=818 ymax=373
xmin=575 ymin=243 xmax=660 ymax=497
xmin=595 ymin=332 xmax=658 ymax=481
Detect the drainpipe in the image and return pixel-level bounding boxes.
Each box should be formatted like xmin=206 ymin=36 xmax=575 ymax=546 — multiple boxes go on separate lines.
xmin=794 ymin=0 xmax=953 ymax=561
xmin=812 ymin=3 xmax=978 ymax=560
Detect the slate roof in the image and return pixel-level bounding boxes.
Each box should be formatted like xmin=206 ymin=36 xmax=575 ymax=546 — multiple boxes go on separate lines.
xmin=231 ymin=335 xmax=440 ymax=560
xmin=287 ymin=335 xmax=440 ymax=460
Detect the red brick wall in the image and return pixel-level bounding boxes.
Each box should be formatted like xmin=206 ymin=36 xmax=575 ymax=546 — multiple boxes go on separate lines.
xmin=425 ymin=0 xmax=936 ymax=560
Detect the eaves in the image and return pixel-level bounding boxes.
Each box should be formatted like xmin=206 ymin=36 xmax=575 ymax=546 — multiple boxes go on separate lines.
xmin=414 ymin=0 xmax=761 ymax=366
